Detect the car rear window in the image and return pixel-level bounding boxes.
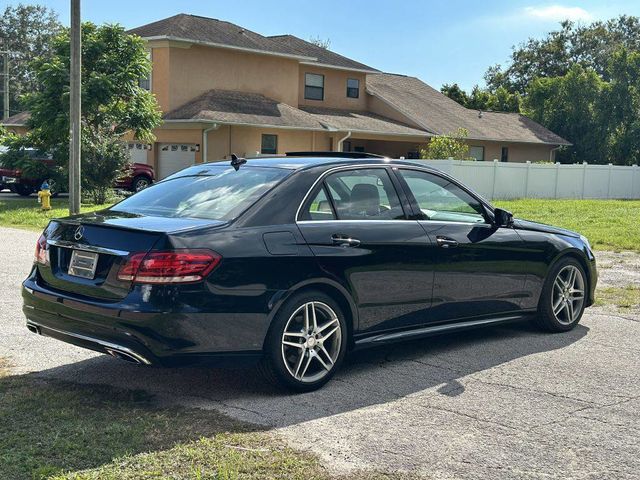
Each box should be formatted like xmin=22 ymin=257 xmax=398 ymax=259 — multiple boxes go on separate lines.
xmin=110 ymin=166 xmax=290 ymax=221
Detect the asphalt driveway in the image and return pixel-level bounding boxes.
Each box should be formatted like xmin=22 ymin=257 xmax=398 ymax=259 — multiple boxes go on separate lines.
xmin=1 ymin=226 xmax=638 ymax=479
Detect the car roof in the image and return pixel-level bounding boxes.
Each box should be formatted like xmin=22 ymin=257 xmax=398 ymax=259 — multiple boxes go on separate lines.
xmin=197 ymin=155 xmax=440 ymax=172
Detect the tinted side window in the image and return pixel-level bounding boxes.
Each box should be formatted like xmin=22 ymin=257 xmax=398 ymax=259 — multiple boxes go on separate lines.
xmin=305 ymin=186 xmax=336 ymax=221
xmin=324 ymin=169 xmax=404 ymax=220
xmin=398 ymin=169 xmax=486 ymax=223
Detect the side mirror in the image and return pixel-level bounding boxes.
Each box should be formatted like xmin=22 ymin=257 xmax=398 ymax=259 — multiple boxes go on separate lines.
xmin=493 ymin=208 xmax=514 ymax=227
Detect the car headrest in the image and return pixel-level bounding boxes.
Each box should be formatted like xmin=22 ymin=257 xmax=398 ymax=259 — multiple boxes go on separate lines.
xmin=349 ymin=183 xmax=380 ymax=216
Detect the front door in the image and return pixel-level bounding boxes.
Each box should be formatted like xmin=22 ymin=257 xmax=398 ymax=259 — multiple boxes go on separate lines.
xmin=296 ymin=167 xmax=434 ymax=334
xmin=394 ymin=167 xmax=528 ymax=323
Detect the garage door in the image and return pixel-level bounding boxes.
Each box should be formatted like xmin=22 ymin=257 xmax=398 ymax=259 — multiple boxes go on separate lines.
xmin=127 ymin=143 xmax=151 ymax=164
xmin=158 ymin=143 xmax=197 ymax=179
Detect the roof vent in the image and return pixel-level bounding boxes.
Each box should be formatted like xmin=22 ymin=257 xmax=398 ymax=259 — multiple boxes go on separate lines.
xmin=478 ymin=110 xmax=483 ymax=118
xmin=238 ymin=28 xmax=245 ymax=35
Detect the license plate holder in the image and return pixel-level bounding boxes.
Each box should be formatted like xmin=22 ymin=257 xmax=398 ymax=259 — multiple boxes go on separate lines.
xmin=68 ymin=250 xmax=99 ymax=279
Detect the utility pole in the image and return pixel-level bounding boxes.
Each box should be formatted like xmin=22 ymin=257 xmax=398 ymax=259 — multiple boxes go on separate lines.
xmin=69 ymin=0 xmax=81 ymax=215
xmin=0 ymin=38 xmax=9 ymax=120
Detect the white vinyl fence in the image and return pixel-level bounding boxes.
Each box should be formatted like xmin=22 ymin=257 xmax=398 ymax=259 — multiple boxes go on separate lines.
xmin=417 ymin=159 xmax=640 ymax=200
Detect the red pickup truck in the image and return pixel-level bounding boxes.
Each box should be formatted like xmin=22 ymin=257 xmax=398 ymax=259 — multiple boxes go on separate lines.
xmin=0 ymin=153 xmax=154 ymax=196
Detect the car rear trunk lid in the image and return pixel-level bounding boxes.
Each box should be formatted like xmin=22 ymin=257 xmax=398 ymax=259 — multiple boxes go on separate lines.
xmin=37 ymin=211 xmax=225 ymax=300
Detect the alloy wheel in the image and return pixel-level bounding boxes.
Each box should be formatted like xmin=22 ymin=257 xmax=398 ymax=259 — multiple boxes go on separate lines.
xmin=552 ymin=265 xmax=585 ymax=325
xmin=281 ymin=301 xmax=342 ymax=383
xmin=135 ymin=178 xmax=150 ymax=191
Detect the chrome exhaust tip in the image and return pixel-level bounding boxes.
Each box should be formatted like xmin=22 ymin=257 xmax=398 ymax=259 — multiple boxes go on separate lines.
xmin=26 ymin=322 xmax=41 ymax=335
xmin=105 ymin=347 xmax=146 ymax=365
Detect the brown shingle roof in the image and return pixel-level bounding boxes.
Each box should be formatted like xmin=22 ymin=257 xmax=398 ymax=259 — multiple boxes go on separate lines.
xmin=128 ymin=14 xmax=312 ymax=59
xmin=129 ymin=14 xmax=377 ymax=71
xmin=268 ymin=35 xmax=378 ymax=72
xmin=1 ymin=111 xmax=30 ymax=126
xmin=163 ymin=89 xmax=325 ymax=130
xmin=165 ymin=90 xmax=429 ymax=137
xmin=367 ymin=73 xmax=570 ymax=145
xmin=299 ymin=106 xmax=428 ymax=137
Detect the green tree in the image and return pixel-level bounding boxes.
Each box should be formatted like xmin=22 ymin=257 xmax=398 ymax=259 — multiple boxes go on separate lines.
xmin=486 ymin=16 xmax=640 ymax=95
xmin=420 ymin=128 xmax=472 ymax=160
xmin=19 ymin=22 xmax=161 ymax=203
xmin=441 ymin=84 xmax=520 ymax=113
xmin=603 ymin=48 xmax=640 ymax=165
xmin=522 ymin=65 xmax=608 ymax=164
xmin=0 ymin=4 xmax=62 ymax=116
xmin=440 ymin=83 xmax=468 ymax=106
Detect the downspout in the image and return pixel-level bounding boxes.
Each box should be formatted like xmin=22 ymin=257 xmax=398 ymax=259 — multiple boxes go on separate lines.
xmin=337 ymin=131 xmax=352 ymax=152
xmin=549 ymin=145 xmax=562 ymax=162
xmin=202 ymin=123 xmax=219 ymax=163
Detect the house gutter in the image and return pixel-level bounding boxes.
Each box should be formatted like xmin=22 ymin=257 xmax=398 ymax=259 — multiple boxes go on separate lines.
xmin=549 ymin=145 xmax=563 ymax=162
xmin=337 ymin=131 xmax=352 ymax=152
xmin=202 ymin=123 xmax=219 ymax=162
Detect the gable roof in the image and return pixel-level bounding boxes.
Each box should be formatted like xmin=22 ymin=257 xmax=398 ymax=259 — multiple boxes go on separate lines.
xmin=268 ymin=35 xmax=378 ymax=72
xmin=163 ymin=89 xmax=325 ymax=130
xmin=1 ymin=111 xmax=30 ymax=126
xmin=129 ymin=14 xmax=377 ymax=71
xmin=128 ymin=14 xmax=314 ymax=60
xmin=164 ymin=89 xmax=429 ymax=138
xmin=299 ymin=106 xmax=427 ymax=137
xmin=367 ymin=73 xmax=570 ymax=145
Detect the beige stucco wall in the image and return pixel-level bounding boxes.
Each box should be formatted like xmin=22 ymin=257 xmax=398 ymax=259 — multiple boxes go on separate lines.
xmin=4 ymin=126 xmax=28 ymax=136
xmin=204 ymin=125 xmax=332 ymax=161
xmin=298 ymin=67 xmax=368 ymax=110
xmin=464 ymin=140 xmax=555 ymax=163
xmin=151 ymin=43 xmax=300 ymax=112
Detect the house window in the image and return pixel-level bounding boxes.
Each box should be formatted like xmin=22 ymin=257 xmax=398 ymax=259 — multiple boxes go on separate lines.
xmin=469 ymin=146 xmax=485 ymax=161
xmin=501 ymin=147 xmax=509 ymax=162
xmin=261 ymin=134 xmax=278 ymax=154
xmin=305 ymin=73 xmax=324 ymax=100
xmin=347 ymin=78 xmax=359 ymax=98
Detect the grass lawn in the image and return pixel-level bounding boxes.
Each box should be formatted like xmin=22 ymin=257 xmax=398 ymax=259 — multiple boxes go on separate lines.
xmin=494 ymin=199 xmax=640 ymax=252
xmin=1 ymin=197 xmax=638 ymax=252
xmin=0 ymin=358 xmax=331 ymax=480
xmin=0 ymin=198 xmax=109 ymax=231
xmin=594 ymin=285 xmax=640 ymax=310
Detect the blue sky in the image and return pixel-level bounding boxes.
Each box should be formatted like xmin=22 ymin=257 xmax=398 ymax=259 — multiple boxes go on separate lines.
xmin=14 ymin=0 xmax=640 ymax=90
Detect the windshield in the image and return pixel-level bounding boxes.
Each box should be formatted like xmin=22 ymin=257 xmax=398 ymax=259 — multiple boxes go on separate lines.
xmin=110 ymin=166 xmax=290 ymax=221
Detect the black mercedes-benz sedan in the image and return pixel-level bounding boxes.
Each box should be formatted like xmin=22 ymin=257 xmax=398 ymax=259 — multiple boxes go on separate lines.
xmin=22 ymin=154 xmax=597 ymax=391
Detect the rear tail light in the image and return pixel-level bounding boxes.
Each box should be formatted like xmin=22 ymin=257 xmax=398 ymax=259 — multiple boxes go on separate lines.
xmin=34 ymin=234 xmax=49 ymax=265
xmin=117 ymin=249 xmax=221 ymax=284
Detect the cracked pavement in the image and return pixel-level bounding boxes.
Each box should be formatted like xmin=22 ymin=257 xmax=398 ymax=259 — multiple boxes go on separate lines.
xmin=1 ymin=226 xmax=639 ymax=479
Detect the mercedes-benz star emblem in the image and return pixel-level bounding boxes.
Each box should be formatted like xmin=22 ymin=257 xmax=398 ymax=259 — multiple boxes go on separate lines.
xmin=74 ymin=226 xmax=84 ymax=241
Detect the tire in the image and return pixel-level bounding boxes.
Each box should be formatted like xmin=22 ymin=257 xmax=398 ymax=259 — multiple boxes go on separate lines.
xmin=260 ymin=290 xmax=348 ymax=392
xmin=13 ymin=184 xmax=34 ymax=197
xmin=533 ymin=257 xmax=587 ymax=332
xmin=132 ymin=175 xmax=151 ymax=192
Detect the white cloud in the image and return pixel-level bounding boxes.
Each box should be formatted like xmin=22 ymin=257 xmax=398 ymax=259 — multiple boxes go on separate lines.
xmin=523 ymin=5 xmax=594 ymax=22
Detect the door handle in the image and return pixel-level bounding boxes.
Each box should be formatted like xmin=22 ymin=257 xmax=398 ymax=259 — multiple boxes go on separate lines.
xmin=331 ymin=234 xmax=361 ymax=247
xmin=436 ymin=236 xmax=458 ymax=248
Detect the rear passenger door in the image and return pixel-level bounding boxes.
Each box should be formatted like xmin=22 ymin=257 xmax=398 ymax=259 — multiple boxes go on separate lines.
xmin=296 ymin=167 xmax=434 ymax=334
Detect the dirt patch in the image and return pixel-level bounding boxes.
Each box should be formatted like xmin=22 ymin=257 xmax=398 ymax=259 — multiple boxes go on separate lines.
xmin=593 ymin=251 xmax=640 ymax=316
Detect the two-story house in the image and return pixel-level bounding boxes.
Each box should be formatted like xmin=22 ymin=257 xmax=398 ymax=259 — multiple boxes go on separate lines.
xmin=3 ymin=14 xmax=570 ymax=179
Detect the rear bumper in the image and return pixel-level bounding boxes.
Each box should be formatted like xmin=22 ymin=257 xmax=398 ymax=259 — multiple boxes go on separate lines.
xmin=22 ymin=273 xmax=270 ymax=367
xmin=26 ymin=318 xmax=154 ymax=365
